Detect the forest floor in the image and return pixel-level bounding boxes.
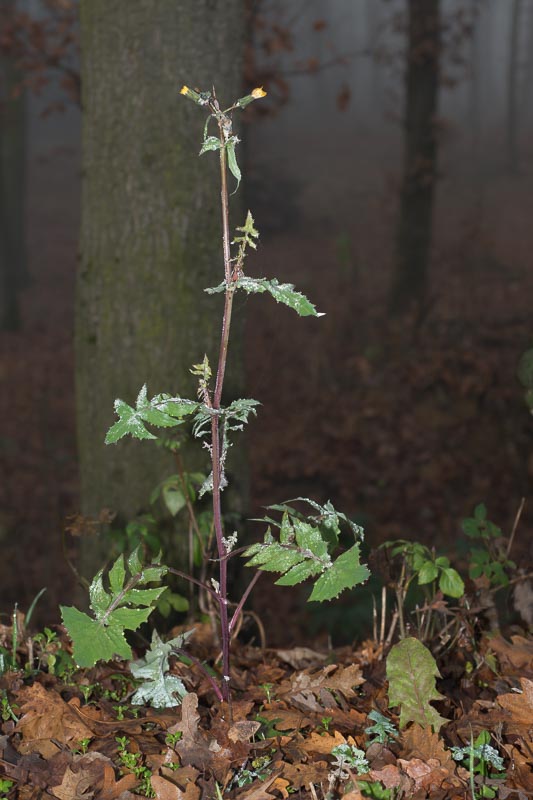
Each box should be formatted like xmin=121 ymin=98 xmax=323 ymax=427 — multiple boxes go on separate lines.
xmin=0 ymin=134 xmax=532 ymax=798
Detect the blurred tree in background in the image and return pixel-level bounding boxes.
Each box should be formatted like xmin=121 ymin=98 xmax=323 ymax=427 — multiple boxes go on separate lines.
xmin=76 ymin=1 xmax=246 ymax=567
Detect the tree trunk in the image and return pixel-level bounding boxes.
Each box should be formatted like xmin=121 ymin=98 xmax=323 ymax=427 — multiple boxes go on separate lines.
xmin=507 ymin=0 xmax=522 ymax=172
xmin=0 ymin=0 xmax=27 ymax=331
xmin=77 ymin=0 xmax=246 ymax=570
xmin=389 ymin=0 xmax=440 ymax=316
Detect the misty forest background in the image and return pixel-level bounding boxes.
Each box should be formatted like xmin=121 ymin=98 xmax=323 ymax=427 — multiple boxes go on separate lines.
xmin=0 ymin=0 xmax=532 ymax=644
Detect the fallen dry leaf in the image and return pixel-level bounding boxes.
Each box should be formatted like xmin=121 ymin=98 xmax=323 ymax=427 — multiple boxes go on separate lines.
xmin=15 ymin=682 xmax=93 ymax=756
xmin=151 ymin=774 xmax=201 ymax=800
xmin=489 ymin=636 xmax=533 ymax=672
xmin=280 ymin=759 xmax=329 ymax=789
xmin=97 ymin=763 xmax=138 ymax=800
xmin=399 ymin=724 xmax=456 ymax=770
xmin=497 ymin=677 xmax=533 ymax=729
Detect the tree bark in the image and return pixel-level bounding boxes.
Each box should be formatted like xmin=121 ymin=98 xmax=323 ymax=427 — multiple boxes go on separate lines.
xmin=77 ymin=1 xmax=246 ymax=567
xmin=0 ymin=0 xmax=27 ymax=331
xmin=507 ymin=0 xmax=522 ymax=172
xmin=389 ymin=0 xmax=440 ymax=316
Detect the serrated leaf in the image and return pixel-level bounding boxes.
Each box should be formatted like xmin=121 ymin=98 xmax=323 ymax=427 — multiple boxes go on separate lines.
xmin=89 ymin=571 xmax=111 ymax=617
xmin=226 ymin=137 xmax=241 ymax=192
xmin=62 ymin=552 xmax=167 ymax=668
xmin=245 ymin=542 xmax=306 ymax=573
xmin=275 ymin=559 xmax=323 ymax=586
xmin=60 ymin=606 xmax=133 ymax=667
xmin=127 ymin=547 xmax=143 ymax=576
xmin=207 ymin=276 xmax=323 ymax=317
xmin=199 ymin=135 xmax=222 ymax=155
xmin=309 ymin=544 xmax=370 ymax=602
xmin=439 ymin=567 xmax=464 ymax=598
xmin=130 ymin=630 xmax=193 ymax=708
xmin=108 ymin=556 xmax=126 ymax=596
xmin=105 ymin=399 xmax=155 ymax=444
xmin=386 ymin=638 xmax=448 ymax=732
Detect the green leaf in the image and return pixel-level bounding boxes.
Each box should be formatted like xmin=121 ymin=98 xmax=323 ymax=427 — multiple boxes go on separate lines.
xmin=309 ymin=544 xmax=370 ymax=602
xmin=60 ymin=606 xmax=133 ymax=666
xmin=386 ymin=638 xmax=448 ymax=732
xmin=105 ymin=399 xmax=155 ymax=444
xmin=517 ymin=348 xmax=533 ymax=388
xmin=417 ymin=561 xmax=439 ymax=585
xmin=106 ymin=386 xmax=198 ymax=445
xmin=226 ymin=137 xmax=241 ymax=193
xmin=130 ymin=630 xmax=192 ymax=708
xmin=199 ymin=135 xmax=222 ymax=155
xmin=439 ymin=567 xmax=465 ymax=598
xmin=206 ymin=277 xmax=323 ymax=317
xmin=162 ymin=481 xmax=186 ymax=517
xmin=61 ymin=553 xmax=167 ymax=668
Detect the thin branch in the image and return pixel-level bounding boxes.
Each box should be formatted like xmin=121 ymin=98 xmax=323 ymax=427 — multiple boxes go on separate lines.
xmin=229 ymin=571 xmax=262 ymax=633
xmin=506 ymin=496 xmax=525 ymax=559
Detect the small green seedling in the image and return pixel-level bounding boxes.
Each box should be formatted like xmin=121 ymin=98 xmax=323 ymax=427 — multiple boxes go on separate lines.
xmin=451 ymin=730 xmax=506 ymax=799
xmin=259 ymin=682 xmax=275 ymax=704
xmin=364 ymin=710 xmax=398 ymax=745
xmin=462 ymin=504 xmax=516 ymax=588
xmin=62 ymin=84 xmax=369 ymax=704
xmin=330 ymin=743 xmax=370 ymax=778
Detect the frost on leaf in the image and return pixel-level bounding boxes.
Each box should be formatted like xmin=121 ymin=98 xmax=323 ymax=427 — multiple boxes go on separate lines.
xmin=60 ymin=548 xmax=167 ymax=668
xmin=130 ymin=629 xmax=193 ymax=708
xmin=243 ymin=501 xmax=368 ymax=601
xmin=206 ymin=276 xmax=323 ymax=317
xmin=386 ymin=638 xmax=448 ymax=732
xmin=105 ymin=384 xmax=198 ymax=444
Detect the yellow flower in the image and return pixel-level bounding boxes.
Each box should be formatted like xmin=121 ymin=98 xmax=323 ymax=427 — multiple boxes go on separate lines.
xmin=180 ymin=85 xmax=189 ymax=95
xmin=251 ymin=87 xmax=267 ymax=99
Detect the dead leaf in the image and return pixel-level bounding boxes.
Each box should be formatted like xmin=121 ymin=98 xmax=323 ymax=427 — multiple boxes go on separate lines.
xmin=497 ymin=677 xmax=533 ymax=728
xmin=370 ymin=764 xmax=411 ymax=792
xmin=280 ymin=663 xmax=364 ymax=711
xmin=275 ymin=647 xmax=327 ymax=670
xmin=397 ymin=757 xmax=462 ymax=793
xmin=489 ymin=636 xmax=533 ymax=672
xmin=97 ymin=763 xmax=137 ymax=800
xmin=300 ymin=729 xmax=346 ymax=755
xmin=15 ymin=682 xmax=93 ymax=756
xmin=151 ymin=775 xmax=200 ymax=800
xmin=280 ymin=760 xmax=329 ymax=789
xmin=399 ymin=724 xmax=456 ymax=769
xmin=228 ymin=720 xmax=261 ymax=742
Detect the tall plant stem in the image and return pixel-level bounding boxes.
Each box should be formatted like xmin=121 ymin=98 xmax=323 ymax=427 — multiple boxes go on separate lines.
xmin=210 ymin=129 xmax=236 ymax=704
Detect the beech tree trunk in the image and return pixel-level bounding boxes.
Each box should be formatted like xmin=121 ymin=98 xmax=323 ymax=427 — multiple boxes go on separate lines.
xmin=389 ymin=0 xmax=441 ymax=316
xmin=77 ymin=1 xmax=245 ymax=562
xmin=0 ymin=0 xmax=27 ymax=331
xmin=507 ymin=0 xmax=522 ymax=172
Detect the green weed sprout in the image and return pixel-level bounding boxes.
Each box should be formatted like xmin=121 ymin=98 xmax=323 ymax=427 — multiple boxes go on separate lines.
xmin=451 ymin=730 xmax=506 ymax=799
xmin=61 ymin=85 xmax=369 ymax=704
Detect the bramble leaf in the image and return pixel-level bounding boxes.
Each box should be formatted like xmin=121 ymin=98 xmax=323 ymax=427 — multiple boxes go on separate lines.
xmin=61 ymin=550 xmax=167 ymax=668
xmin=386 ymin=638 xmax=448 ymax=732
